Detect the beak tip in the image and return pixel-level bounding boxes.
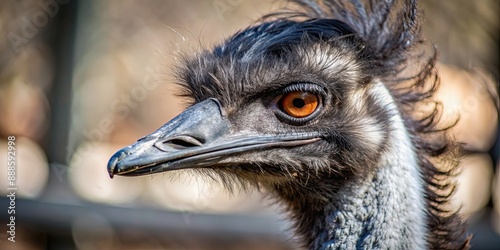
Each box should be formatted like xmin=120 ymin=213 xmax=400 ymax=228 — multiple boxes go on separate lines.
xmin=108 ymin=170 xmax=115 ymax=179
xmin=107 ymin=162 xmax=116 ymax=179
xmin=107 ymin=150 xmax=127 ymax=179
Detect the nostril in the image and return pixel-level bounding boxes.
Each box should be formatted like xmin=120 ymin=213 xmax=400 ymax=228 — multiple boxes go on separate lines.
xmin=168 ymin=139 xmax=200 ymax=148
xmin=155 ymin=135 xmax=204 ymax=151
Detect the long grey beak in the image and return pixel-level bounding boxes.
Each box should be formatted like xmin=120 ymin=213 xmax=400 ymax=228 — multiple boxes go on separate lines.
xmin=107 ymin=98 xmax=320 ymax=178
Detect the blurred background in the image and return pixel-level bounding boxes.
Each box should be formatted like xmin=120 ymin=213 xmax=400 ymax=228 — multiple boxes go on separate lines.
xmin=0 ymin=0 xmax=498 ymax=249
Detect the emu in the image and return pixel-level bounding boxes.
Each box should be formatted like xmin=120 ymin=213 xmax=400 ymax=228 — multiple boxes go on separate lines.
xmin=107 ymin=0 xmax=471 ymax=249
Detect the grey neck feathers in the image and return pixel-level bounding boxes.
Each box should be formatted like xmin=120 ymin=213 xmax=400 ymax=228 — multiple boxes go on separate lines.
xmin=297 ymin=82 xmax=428 ymax=250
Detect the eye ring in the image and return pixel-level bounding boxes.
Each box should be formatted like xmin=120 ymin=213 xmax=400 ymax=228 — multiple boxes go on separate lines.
xmin=274 ymin=83 xmax=325 ymax=125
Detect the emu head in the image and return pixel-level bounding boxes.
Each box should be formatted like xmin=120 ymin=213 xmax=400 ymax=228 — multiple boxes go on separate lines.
xmin=107 ymin=18 xmax=402 ymax=201
xmin=107 ymin=0 xmax=428 ymax=205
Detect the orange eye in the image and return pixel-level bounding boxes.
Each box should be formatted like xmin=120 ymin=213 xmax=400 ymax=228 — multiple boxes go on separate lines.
xmin=279 ymin=91 xmax=319 ymax=118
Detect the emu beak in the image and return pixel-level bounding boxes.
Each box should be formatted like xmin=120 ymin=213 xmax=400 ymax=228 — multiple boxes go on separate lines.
xmin=107 ymin=98 xmax=320 ymax=178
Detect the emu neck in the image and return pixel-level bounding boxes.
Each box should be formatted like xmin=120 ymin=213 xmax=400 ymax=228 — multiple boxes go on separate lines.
xmin=283 ymin=83 xmax=428 ymax=249
xmin=309 ymin=150 xmax=427 ymax=249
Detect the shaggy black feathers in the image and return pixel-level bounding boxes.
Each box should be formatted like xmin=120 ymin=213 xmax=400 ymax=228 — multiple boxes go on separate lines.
xmin=216 ymin=19 xmax=357 ymax=59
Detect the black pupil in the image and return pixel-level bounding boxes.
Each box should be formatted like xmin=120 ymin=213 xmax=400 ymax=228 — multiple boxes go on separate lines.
xmin=292 ymin=98 xmax=305 ymax=108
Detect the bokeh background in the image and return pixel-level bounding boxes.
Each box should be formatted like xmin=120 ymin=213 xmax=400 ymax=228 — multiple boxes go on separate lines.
xmin=0 ymin=0 xmax=498 ymax=249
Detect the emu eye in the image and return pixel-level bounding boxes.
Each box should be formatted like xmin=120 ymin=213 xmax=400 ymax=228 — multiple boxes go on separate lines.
xmin=279 ymin=91 xmax=319 ymax=118
xmin=272 ymin=83 xmax=325 ymax=125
